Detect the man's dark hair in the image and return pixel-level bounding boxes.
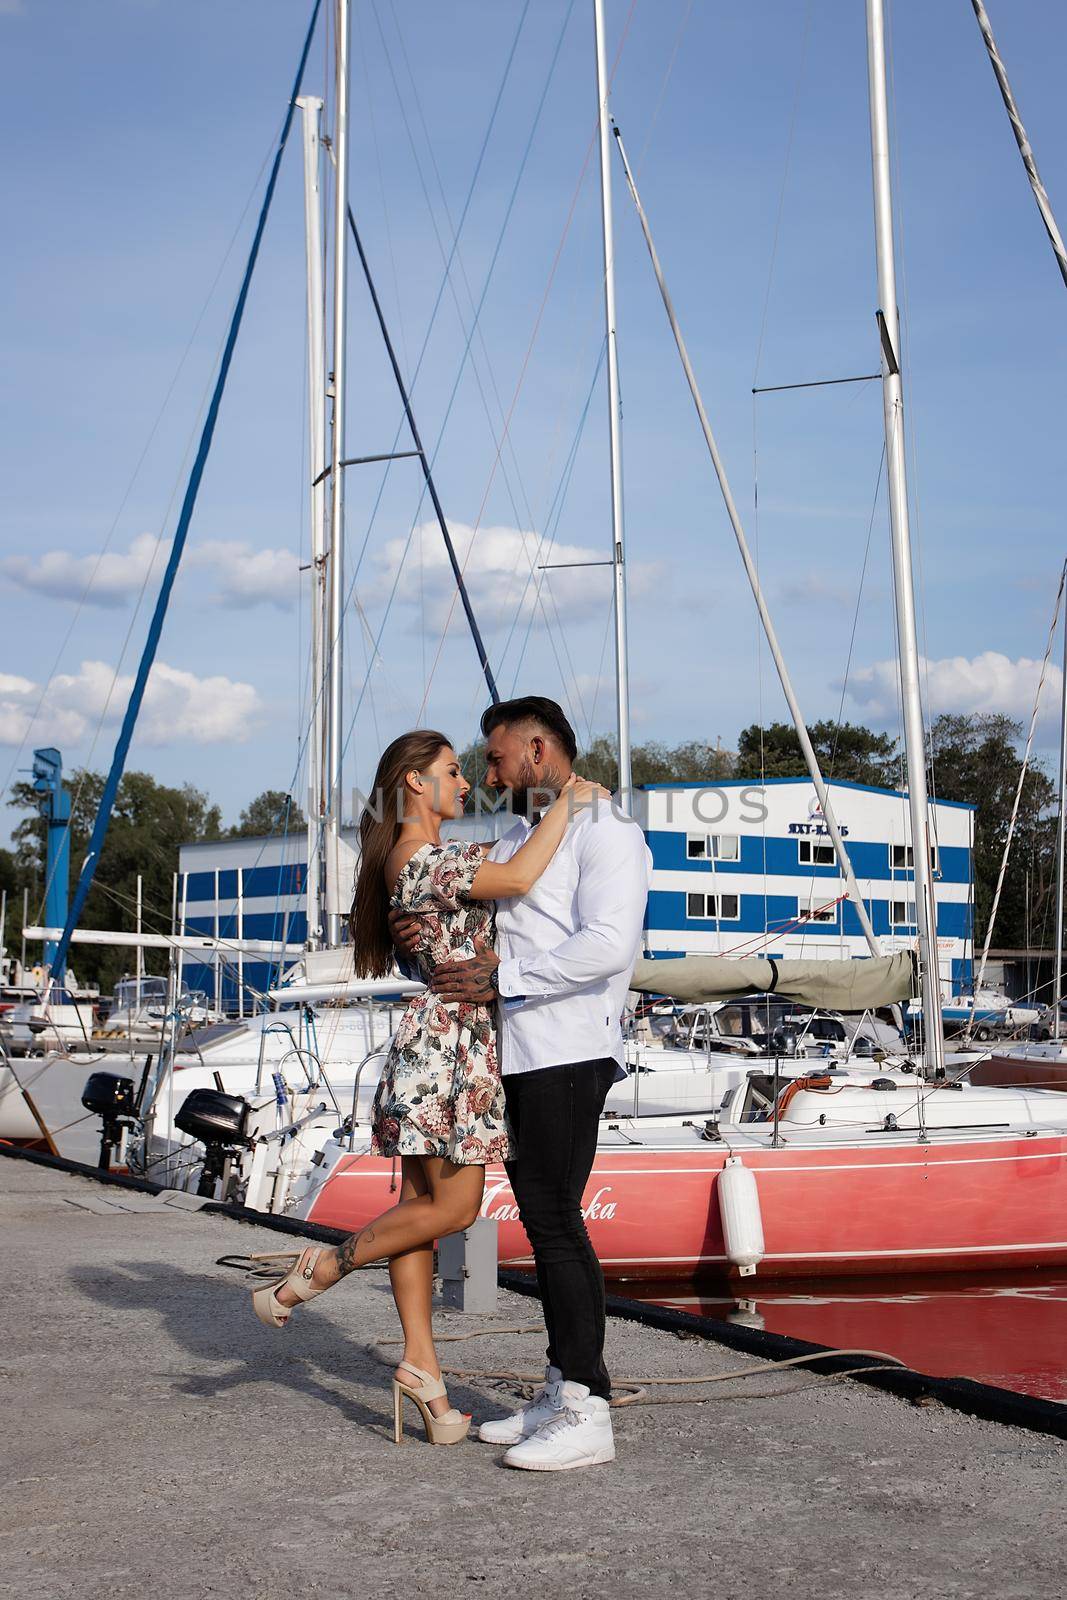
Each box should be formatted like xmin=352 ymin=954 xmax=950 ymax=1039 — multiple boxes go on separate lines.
xmin=480 ymin=695 xmax=578 ymax=762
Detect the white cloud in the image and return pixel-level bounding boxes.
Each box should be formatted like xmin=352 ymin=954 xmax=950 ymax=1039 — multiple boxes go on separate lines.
xmin=846 ymin=651 xmax=1063 ymax=725
xmin=188 ymin=539 xmax=298 ymax=610
xmin=2 ymin=533 xmax=165 ymax=608
xmin=368 ymin=521 xmax=659 ymax=632
xmin=2 ymin=533 xmax=300 ymax=612
xmin=0 ymin=660 xmax=264 ymax=748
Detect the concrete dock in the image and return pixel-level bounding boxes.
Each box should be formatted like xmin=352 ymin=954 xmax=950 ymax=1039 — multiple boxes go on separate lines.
xmin=2 ymin=1157 xmax=1063 ymax=1600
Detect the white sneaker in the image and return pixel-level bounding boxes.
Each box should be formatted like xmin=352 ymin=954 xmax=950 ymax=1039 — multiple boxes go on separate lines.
xmin=502 ymin=1381 xmax=615 ymax=1472
xmin=477 ymin=1365 xmax=563 ymax=1445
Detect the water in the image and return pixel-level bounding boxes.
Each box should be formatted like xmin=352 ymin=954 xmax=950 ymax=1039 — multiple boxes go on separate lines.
xmin=631 ymin=1270 xmax=1067 ymax=1403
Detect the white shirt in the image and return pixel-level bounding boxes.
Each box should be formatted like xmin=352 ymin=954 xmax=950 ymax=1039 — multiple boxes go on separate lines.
xmin=490 ymin=805 xmax=652 ymax=1077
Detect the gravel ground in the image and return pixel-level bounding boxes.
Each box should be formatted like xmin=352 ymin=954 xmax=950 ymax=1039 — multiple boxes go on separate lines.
xmin=1 ymin=1157 xmax=1063 ymax=1600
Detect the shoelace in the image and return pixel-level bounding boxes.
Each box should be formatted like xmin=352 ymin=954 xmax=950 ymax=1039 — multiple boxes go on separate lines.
xmin=532 ymin=1406 xmax=584 ymax=1441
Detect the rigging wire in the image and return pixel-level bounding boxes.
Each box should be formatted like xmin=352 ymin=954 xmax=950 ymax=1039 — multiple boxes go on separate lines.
xmin=583 ymin=594 xmax=619 ymax=756
xmin=339 ymin=1 xmax=585 ymax=747
xmin=340 ymin=0 xmax=537 ymax=600
xmin=48 ymin=0 xmax=325 ymax=984
xmin=382 ymin=0 xmax=545 ymax=554
xmin=384 ymin=0 xmax=584 ymax=726
xmin=371 ymin=0 xmax=586 ymax=720
xmin=5 ymin=150 xmax=296 ymax=926
xmin=413 ymin=0 xmax=639 ymax=726
xmin=22 ymin=53 xmax=340 ymax=947
xmin=252 ymin=0 xmax=540 ymax=817
xmin=970 ymin=562 xmax=1065 ymax=1001
xmin=381 ymin=0 xmax=603 ymax=732
xmin=356 ymin=4 xmax=411 ymax=382
xmin=511 ymin=0 xmax=694 ymax=757
xmin=28 ymin=299 xmax=260 ymax=939
xmin=751 ymin=0 xmax=815 ymax=392
xmin=884 ymin=0 xmax=939 ymax=830
xmin=502 ymin=346 xmax=609 ymax=709
xmin=969 ymin=0 xmax=1067 ymax=290
xmin=0 ymin=120 xmax=285 ymax=808
xmin=450 ymin=334 xmax=612 ymax=754
xmin=632 ymin=0 xmax=695 ymax=178
xmin=749 ymin=0 xmax=813 ymax=958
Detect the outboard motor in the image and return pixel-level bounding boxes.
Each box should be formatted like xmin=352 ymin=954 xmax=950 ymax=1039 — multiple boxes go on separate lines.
xmin=81 ymin=1071 xmax=136 ymax=1172
xmin=174 ymin=1087 xmax=250 ymax=1199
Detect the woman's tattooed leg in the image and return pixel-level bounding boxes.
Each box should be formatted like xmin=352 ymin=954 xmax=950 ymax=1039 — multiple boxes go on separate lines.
xmin=335 ymin=1226 xmax=377 ymax=1277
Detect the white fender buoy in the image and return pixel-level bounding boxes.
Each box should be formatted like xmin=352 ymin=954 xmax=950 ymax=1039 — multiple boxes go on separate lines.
xmin=717 ymin=1156 xmax=765 ymax=1277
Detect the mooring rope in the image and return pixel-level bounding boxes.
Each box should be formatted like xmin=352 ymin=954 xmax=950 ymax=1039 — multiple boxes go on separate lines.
xmin=217 ymin=1255 xmax=906 ymax=1410
xmin=370 ymin=1322 xmax=908 ymax=1408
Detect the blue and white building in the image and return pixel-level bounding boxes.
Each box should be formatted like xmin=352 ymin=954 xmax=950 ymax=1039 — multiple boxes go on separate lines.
xmin=177 ymin=828 xmax=311 ymax=1012
xmin=177 ymin=777 xmax=974 ymax=1010
xmin=633 ymin=778 xmax=974 ymax=990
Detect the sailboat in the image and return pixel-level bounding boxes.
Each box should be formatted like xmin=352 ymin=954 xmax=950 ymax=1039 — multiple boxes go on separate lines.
xmin=971 ymin=556 xmax=1067 ymax=1088
xmin=40 ymin=2 xmax=1067 ymax=1282
xmin=280 ymin=0 xmax=1067 ymax=1281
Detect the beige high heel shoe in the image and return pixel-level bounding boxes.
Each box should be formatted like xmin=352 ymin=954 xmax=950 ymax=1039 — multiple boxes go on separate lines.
xmin=392 ymin=1363 xmax=471 ymax=1446
xmin=250 ymin=1246 xmax=330 ymax=1327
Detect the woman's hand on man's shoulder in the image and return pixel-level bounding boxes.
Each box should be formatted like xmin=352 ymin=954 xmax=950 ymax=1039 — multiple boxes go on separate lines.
xmin=387 ymin=906 xmax=422 ymax=960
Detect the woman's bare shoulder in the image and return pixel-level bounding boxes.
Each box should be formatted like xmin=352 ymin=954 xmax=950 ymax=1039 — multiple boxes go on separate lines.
xmin=385 ymin=839 xmax=434 ymax=895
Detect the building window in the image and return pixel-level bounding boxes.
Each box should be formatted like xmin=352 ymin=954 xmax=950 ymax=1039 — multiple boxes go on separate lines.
xmin=686 ymin=833 xmax=740 ymax=861
xmin=799 ymin=839 xmax=836 ymax=866
xmin=804 ymin=900 xmax=837 ymax=924
xmin=687 ymin=892 xmax=741 ymax=921
xmin=890 ymin=900 xmax=917 ymax=929
xmin=891 ymin=844 xmax=938 ymax=873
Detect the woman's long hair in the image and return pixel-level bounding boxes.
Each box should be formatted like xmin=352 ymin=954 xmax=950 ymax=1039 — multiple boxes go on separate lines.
xmin=349 ymin=729 xmax=452 ymax=977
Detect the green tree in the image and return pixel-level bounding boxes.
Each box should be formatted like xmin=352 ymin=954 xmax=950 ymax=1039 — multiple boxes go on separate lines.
xmin=0 ymin=846 xmax=25 ymax=975
xmin=229 ymin=790 xmax=306 ymax=839
xmin=577 ymin=735 xmax=735 ymax=790
xmin=926 ymin=713 xmax=1055 ymax=952
xmin=457 ymin=732 xmax=735 ymax=793
xmin=455 ymin=739 xmax=487 ymax=787
xmin=8 ymin=768 xmax=223 ymax=994
xmin=734 ymin=720 xmax=901 ymax=786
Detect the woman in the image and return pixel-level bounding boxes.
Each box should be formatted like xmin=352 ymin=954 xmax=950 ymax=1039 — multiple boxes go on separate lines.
xmin=250 ymin=728 xmax=601 ymax=1445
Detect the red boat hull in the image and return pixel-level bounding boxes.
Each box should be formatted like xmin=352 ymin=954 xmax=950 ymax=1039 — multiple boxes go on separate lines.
xmin=304 ymin=1133 xmax=1067 ymax=1280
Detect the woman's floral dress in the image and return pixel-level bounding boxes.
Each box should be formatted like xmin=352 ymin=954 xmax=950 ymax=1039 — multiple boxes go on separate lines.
xmin=371 ymin=840 xmax=512 ymax=1165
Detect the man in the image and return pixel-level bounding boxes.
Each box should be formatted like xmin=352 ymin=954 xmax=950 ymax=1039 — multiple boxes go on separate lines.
xmin=392 ymin=696 xmax=651 ymax=1472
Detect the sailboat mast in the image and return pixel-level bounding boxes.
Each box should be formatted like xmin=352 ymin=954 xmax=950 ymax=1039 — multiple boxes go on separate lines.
xmin=298 ymin=95 xmax=327 ymax=951
xmin=612 ymin=124 xmax=887 ymax=965
xmin=1054 ymin=557 xmax=1067 ymax=1040
xmin=325 ymin=0 xmax=351 ymax=947
xmin=592 ymin=0 xmax=632 ymax=809
xmin=865 ymin=0 xmax=944 ymax=1079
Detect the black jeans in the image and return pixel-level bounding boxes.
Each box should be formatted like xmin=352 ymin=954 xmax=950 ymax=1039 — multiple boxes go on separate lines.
xmin=503 ymin=1058 xmax=617 ymax=1400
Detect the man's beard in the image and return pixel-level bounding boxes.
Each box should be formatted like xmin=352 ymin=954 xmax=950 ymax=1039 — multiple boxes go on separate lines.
xmin=498 ymin=757 xmax=564 ymax=820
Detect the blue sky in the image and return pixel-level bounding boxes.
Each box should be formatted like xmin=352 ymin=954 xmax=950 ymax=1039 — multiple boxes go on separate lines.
xmin=2 ymin=0 xmax=1065 ymax=836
